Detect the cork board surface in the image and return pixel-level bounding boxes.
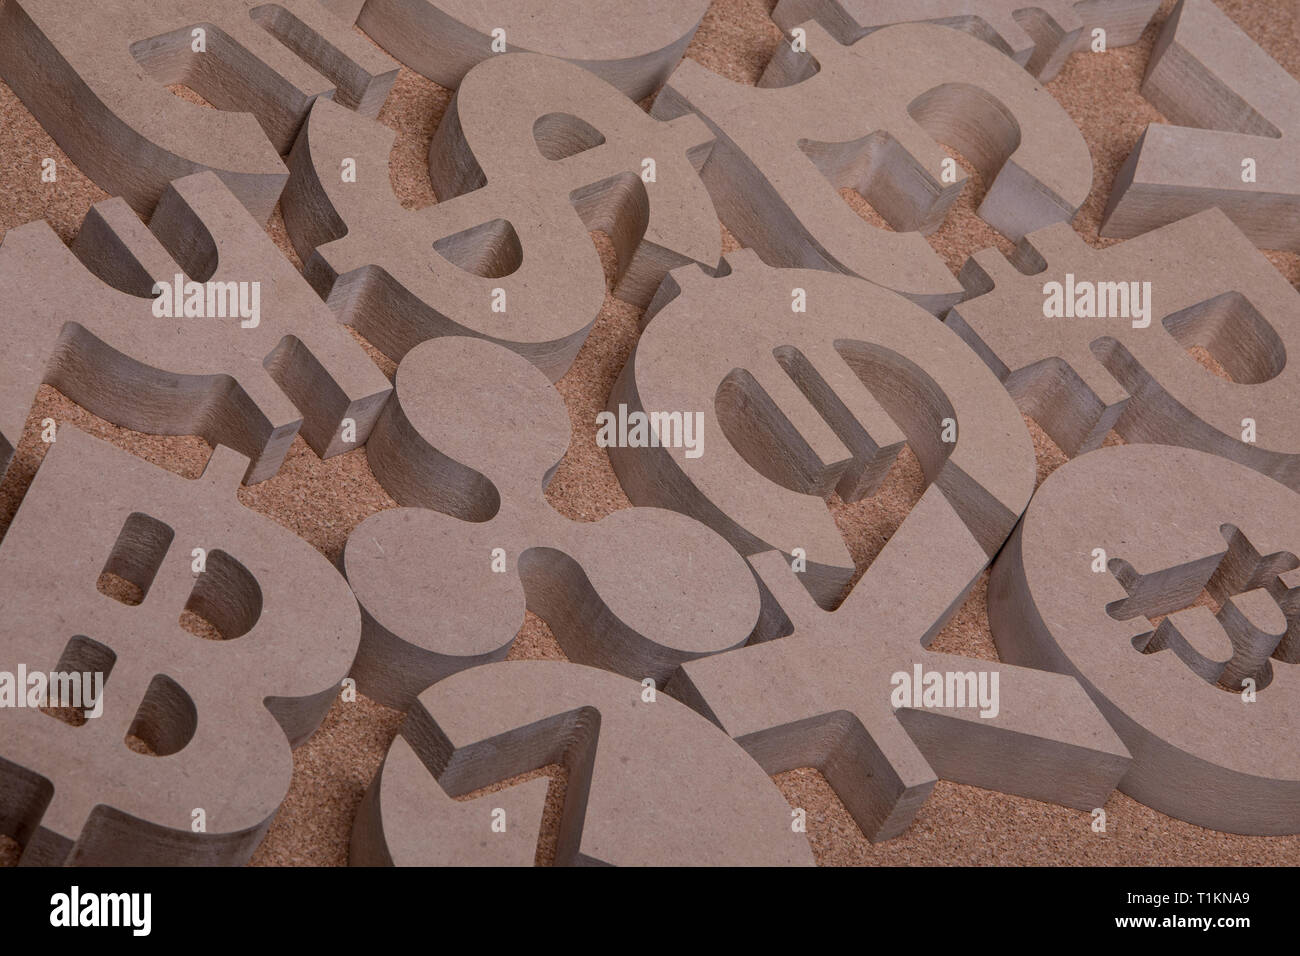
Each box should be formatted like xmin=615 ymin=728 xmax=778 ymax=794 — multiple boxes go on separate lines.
xmin=1 ymin=0 xmax=1298 ymax=866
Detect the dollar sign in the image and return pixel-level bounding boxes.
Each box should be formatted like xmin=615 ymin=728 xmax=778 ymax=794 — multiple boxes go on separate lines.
xmin=281 ymin=51 xmax=720 ymax=381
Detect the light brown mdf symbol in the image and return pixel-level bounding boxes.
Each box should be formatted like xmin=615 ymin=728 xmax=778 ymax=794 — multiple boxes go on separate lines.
xmin=282 ymin=53 xmax=720 ymax=381
xmin=0 ymin=171 xmax=391 ymax=485
xmin=946 ymin=208 xmax=1300 ymax=489
xmin=0 ymin=0 xmax=397 ymax=222
xmin=650 ymin=20 xmax=1092 ymax=314
xmin=990 ymin=444 xmax=1300 ymax=834
xmin=0 ymin=428 xmax=361 ymax=865
xmin=614 ymin=252 xmax=1127 ymax=841
xmin=355 ymin=0 xmax=711 ymax=101
xmin=344 ymin=336 xmax=760 ymax=711
xmin=611 ymin=249 xmax=1036 ymax=607
xmin=772 ymin=0 xmax=1159 ymax=81
xmin=1100 ymin=0 xmax=1300 ymax=251
xmin=351 ymin=661 xmax=814 ymax=866
xmin=668 ymin=537 xmax=1130 ymax=843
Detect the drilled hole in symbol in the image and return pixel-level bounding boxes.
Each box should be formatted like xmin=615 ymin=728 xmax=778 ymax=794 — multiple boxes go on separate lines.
xmin=532 ymin=112 xmax=606 ymax=161
xmin=179 ymin=550 xmax=262 ymax=641
xmin=126 ymin=675 xmax=197 ymax=757
xmin=96 ymin=513 xmax=175 ymax=606
xmin=1163 ymin=292 xmax=1285 ymax=385
xmin=433 ymin=219 xmax=523 ymax=279
xmin=39 ymin=636 xmax=117 ymax=728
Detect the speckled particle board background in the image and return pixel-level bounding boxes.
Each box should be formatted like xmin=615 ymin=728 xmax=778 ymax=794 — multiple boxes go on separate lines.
xmin=1 ymin=0 xmax=1298 ymax=866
